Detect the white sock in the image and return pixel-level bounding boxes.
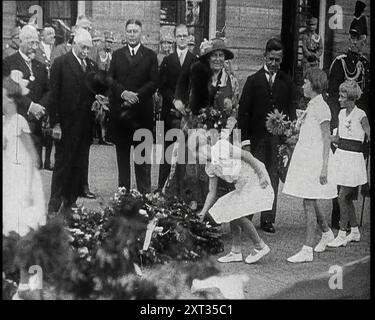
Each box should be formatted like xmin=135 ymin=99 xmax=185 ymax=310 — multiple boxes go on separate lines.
xmin=351 ymin=227 xmax=360 ymax=234
xmin=302 ymin=245 xmax=313 ymax=252
xmin=338 ymin=230 xmax=347 ymax=239
xmin=323 ymin=229 xmax=333 ymax=236
xmin=18 ymin=283 xmax=30 ymax=291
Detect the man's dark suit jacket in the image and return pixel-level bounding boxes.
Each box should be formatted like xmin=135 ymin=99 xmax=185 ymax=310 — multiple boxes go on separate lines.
xmin=238 ymin=67 xmax=296 ymax=144
xmin=159 ymin=50 xmax=198 ymax=128
xmin=108 ymin=44 xmax=158 ymax=142
xmin=49 ymin=50 xmax=97 ymax=133
xmin=48 ymin=50 xmax=97 ymax=209
xmin=3 ymin=51 xmax=50 ymax=133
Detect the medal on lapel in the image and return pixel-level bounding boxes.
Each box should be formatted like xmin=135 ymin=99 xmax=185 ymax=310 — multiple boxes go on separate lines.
xmin=29 ymin=75 xmax=35 ymax=81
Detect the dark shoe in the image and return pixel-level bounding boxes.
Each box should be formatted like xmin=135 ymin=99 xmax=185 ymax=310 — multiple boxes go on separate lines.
xmin=261 ymin=223 xmax=275 ymax=233
xmin=81 ymin=191 xmax=96 ymax=199
xmin=331 ymin=222 xmax=340 ymax=230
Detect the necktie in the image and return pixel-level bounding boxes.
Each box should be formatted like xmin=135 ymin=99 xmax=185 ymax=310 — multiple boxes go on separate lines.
xmin=266 ymin=70 xmax=274 ymax=89
xmin=131 ymin=49 xmax=135 ymax=57
xmin=81 ymin=59 xmax=87 ymax=72
xmin=179 ymin=52 xmax=184 ymax=66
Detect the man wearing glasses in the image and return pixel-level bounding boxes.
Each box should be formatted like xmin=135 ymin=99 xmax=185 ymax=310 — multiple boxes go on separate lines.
xmin=157 ymin=24 xmax=198 ymax=190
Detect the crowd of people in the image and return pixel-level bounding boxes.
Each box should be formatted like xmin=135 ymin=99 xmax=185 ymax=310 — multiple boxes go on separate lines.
xmin=2 ymin=4 xmax=370 ymax=292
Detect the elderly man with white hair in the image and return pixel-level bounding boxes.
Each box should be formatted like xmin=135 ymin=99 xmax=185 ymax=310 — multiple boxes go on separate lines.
xmin=47 ymin=28 xmax=99 ymax=217
xmin=50 ymin=15 xmax=92 ymax=65
xmin=3 ymin=24 xmax=50 ymax=169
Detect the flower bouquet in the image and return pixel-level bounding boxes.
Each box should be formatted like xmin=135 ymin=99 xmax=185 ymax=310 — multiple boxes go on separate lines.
xmin=266 ymin=109 xmax=305 ymax=183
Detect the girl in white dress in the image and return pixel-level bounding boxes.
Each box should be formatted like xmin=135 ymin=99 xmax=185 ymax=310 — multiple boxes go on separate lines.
xmin=283 ymin=68 xmax=337 ymax=263
xmin=327 ymin=80 xmax=370 ymax=248
xmin=191 ymin=129 xmax=275 ymax=264
xmin=3 ymin=73 xmax=47 ymax=299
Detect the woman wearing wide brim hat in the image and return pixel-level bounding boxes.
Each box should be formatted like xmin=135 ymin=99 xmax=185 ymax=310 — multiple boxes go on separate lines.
xmin=163 ymin=38 xmax=240 ymax=210
xmin=198 ymin=37 xmax=234 ymax=62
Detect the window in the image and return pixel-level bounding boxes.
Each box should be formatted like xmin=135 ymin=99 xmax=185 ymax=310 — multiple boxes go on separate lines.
xmin=160 ymin=0 xmax=209 ymax=51
xmin=16 ymin=1 xmax=77 ymax=29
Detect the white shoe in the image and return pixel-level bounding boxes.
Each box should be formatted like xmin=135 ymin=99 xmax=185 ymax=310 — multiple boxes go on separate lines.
xmin=346 ymin=232 xmax=361 ymax=243
xmin=12 ymin=291 xmax=22 ymax=300
xmin=217 ymin=252 xmax=243 ymax=263
xmin=245 ymin=244 xmax=270 ymax=264
xmin=287 ymin=248 xmax=313 ymax=263
xmin=327 ymin=235 xmax=347 ymax=248
xmin=314 ymin=230 xmax=335 ymax=252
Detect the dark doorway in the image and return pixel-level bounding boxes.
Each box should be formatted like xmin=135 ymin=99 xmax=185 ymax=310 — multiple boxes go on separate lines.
xmin=281 ymin=0 xmax=298 ymax=77
xmin=160 ymin=0 xmax=209 ymax=55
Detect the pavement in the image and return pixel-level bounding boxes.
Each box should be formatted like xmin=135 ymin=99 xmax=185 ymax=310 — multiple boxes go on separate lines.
xmin=40 ymin=143 xmax=371 ymax=299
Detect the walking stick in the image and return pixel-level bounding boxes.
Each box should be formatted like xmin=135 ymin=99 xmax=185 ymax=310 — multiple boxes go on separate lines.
xmin=360 ymin=154 xmax=370 ymax=227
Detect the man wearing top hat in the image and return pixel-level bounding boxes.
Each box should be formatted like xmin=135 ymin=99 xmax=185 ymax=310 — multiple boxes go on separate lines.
xmin=3 ymin=26 xmax=21 ymax=58
xmin=327 ymin=1 xmax=370 ymax=229
xmin=3 ymin=25 xmax=49 ymax=169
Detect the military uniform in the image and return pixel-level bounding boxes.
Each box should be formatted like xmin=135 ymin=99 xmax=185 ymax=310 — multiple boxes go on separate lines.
xmin=328 ymin=50 xmax=370 ymax=130
xmin=3 ymin=44 xmax=18 ymax=59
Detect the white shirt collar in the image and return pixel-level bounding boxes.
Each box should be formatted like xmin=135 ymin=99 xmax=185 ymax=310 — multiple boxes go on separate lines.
xmin=19 ymin=50 xmax=31 ymax=62
xmin=308 ymin=94 xmax=324 ymax=107
xmin=264 ymin=64 xmax=277 ymax=82
xmin=128 ymin=43 xmax=141 ymax=55
xmin=177 ymin=47 xmax=188 ymax=56
xmin=72 ymin=48 xmax=85 ymax=65
xmin=41 ymin=41 xmax=51 ymax=59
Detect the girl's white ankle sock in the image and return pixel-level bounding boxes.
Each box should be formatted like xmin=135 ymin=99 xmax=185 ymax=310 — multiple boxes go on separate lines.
xmin=18 ymin=283 xmax=30 ymax=291
xmin=351 ymin=227 xmax=359 ymax=234
xmin=302 ymin=245 xmax=313 ymax=252
xmin=338 ymin=230 xmax=347 ymax=238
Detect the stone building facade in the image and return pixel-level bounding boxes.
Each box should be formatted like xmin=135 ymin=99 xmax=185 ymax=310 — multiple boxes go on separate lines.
xmin=2 ymin=0 xmax=371 ymax=87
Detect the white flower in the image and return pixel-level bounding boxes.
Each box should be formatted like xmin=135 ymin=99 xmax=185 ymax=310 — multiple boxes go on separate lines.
xmin=78 ymin=247 xmax=89 ymax=257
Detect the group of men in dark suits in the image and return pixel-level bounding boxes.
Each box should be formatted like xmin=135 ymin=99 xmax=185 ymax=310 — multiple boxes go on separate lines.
xmin=4 ymin=16 xmax=367 ymax=233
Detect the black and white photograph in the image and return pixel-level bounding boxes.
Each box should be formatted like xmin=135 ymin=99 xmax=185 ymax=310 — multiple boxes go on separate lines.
xmin=2 ymin=0 xmax=371 ymax=303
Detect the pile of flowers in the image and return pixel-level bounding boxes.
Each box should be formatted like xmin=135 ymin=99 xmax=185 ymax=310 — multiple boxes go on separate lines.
xmin=2 ymin=188 xmax=224 ymax=299
xmin=265 ymin=108 xmax=305 ymax=182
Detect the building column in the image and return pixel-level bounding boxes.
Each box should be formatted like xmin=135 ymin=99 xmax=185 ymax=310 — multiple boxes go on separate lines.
xmin=209 ymin=0 xmax=218 ymax=39
xmin=77 ymin=1 xmax=86 ymax=16
xmin=319 ymin=0 xmax=327 ymax=69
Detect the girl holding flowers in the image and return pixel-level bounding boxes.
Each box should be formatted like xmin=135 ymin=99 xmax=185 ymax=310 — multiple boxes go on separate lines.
xmin=192 ymin=129 xmax=274 ymax=264
xmin=283 ymin=68 xmax=337 ymax=263
xmin=327 ymin=80 xmax=370 ymax=247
